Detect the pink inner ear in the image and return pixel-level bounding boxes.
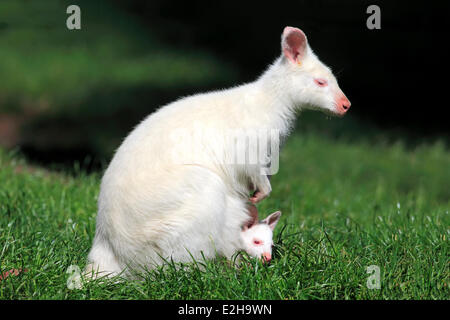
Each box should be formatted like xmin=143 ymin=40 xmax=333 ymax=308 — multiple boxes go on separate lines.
xmin=263 ymin=211 xmax=281 ymax=231
xmin=282 ymin=27 xmax=307 ymax=63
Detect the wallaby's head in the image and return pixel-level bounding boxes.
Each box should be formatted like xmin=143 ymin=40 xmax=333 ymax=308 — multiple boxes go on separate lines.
xmin=240 ymin=211 xmax=281 ymax=263
xmin=275 ymin=26 xmax=351 ymax=116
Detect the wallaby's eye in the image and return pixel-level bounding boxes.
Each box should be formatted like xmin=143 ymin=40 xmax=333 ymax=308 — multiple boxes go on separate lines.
xmin=314 ymin=78 xmax=328 ymax=87
xmin=253 ymin=239 xmax=263 ymax=245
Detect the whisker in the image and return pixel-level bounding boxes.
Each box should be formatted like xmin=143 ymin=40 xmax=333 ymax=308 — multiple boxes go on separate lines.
xmin=335 ymin=68 xmax=345 ymax=78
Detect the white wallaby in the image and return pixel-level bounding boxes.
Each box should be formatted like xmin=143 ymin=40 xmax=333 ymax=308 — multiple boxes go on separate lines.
xmin=84 ymin=26 xmax=350 ymax=279
xmin=240 ymin=208 xmax=282 ymax=263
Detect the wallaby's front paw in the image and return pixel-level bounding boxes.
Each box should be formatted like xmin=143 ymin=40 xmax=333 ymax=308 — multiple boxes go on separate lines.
xmin=249 ymin=190 xmax=269 ymax=204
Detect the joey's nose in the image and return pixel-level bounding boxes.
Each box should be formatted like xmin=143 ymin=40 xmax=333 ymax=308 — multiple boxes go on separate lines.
xmin=262 ymin=252 xmax=271 ymax=263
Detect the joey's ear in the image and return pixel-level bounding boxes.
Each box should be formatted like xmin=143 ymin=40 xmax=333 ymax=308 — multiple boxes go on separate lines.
xmin=243 ymin=204 xmax=259 ymax=230
xmin=262 ymin=211 xmax=282 ymax=231
xmin=243 ymin=217 xmax=257 ymax=231
xmin=281 ymin=26 xmax=308 ymax=64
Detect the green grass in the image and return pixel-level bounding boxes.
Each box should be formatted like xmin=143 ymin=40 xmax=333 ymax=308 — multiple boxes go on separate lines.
xmin=0 ymin=122 xmax=448 ymax=299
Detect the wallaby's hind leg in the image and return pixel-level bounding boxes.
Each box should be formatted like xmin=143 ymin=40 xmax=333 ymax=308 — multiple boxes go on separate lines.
xmin=141 ymin=165 xmax=230 ymax=265
xmin=85 ymin=165 xmax=251 ymax=279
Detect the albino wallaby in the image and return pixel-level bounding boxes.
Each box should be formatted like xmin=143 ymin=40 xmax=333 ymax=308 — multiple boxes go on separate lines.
xmin=85 ymin=26 xmax=350 ymax=279
xmin=240 ymin=207 xmax=281 ymax=263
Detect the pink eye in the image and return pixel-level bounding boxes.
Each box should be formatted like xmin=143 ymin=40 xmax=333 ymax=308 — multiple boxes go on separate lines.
xmin=314 ymin=78 xmax=328 ymax=87
xmin=253 ymin=239 xmax=262 ymax=245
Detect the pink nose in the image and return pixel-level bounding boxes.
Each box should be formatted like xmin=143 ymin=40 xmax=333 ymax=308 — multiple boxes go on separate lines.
xmin=262 ymin=252 xmax=272 ymax=263
xmin=338 ymin=96 xmax=351 ymax=114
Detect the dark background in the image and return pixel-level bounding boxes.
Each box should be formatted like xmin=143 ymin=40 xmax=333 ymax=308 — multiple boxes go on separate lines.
xmin=122 ymin=0 xmax=449 ymax=132
xmin=0 ymin=0 xmax=448 ymax=169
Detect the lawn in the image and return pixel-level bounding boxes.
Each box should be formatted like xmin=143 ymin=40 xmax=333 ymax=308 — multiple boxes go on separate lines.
xmin=0 ymin=116 xmax=448 ymax=299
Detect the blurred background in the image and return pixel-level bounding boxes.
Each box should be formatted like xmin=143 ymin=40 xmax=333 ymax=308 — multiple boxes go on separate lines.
xmin=0 ymin=0 xmax=448 ymax=171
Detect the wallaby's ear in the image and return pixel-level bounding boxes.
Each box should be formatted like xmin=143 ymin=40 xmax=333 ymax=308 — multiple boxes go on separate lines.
xmin=243 ymin=217 xmax=257 ymax=231
xmin=243 ymin=204 xmax=259 ymax=231
xmin=281 ymin=26 xmax=308 ymax=64
xmin=262 ymin=211 xmax=282 ymax=231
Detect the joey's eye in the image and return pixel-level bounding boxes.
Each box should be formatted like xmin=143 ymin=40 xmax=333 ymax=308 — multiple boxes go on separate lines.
xmin=253 ymin=239 xmax=262 ymax=245
xmin=314 ymin=78 xmax=328 ymax=87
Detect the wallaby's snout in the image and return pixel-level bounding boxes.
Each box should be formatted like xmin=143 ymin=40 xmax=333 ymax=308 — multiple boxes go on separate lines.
xmin=262 ymin=252 xmax=272 ymax=263
xmin=337 ymin=94 xmax=351 ymax=116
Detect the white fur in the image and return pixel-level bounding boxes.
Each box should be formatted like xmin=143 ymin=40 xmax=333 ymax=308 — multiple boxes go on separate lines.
xmin=240 ymin=211 xmax=281 ymax=261
xmin=84 ymin=26 xmax=348 ymax=279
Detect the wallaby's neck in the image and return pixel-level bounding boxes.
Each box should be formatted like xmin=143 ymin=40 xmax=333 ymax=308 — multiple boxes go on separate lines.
xmin=252 ymin=57 xmax=299 ymax=137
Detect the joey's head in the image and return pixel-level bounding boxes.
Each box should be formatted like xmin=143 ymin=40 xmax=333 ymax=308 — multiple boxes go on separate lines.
xmin=276 ymin=26 xmax=351 ymax=116
xmin=240 ymin=211 xmax=281 ymax=263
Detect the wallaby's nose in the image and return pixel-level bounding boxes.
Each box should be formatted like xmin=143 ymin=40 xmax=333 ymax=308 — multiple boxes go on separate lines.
xmin=342 ymin=98 xmax=351 ymax=111
xmin=262 ymin=252 xmax=272 ymax=263
xmin=337 ymin=96 xmax=351 ymax=114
